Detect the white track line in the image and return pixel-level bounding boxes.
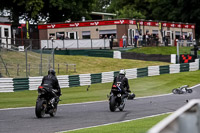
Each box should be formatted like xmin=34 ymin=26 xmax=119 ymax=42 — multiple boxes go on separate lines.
xmin=1 ymin=84 xmax=200 ymax=111
xmin=56 ymin=112 xmax=172 ymax=133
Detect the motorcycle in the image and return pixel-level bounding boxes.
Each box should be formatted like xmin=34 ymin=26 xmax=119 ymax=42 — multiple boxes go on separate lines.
xmin=172 ymin=85 xmax=193 ymax=94
xmin=109 ymin=85 xmax=128 ymax=112
xmin=35 ymin=85 xmax=60 ymax=118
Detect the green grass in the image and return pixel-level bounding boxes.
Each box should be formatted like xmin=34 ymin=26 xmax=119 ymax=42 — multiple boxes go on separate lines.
xmin=0 ymin=70 xmax=200 ymax=109
xmin=64 ymin=114 xmax=170 ymax=133
xmin=0 ymin=51 xmax=169 ymax=78
xmin=127 ymin=46 xmax=196 ymax=55
xmin=54 ymin=55 xmax=169 ymax=75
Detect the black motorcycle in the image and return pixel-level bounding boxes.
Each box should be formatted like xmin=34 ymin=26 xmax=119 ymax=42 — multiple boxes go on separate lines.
xmin=35 ymin=85 xmax=60 ymax=118
xmin=172 ymin=85 xmax=193 ymax=94
xmin=109 ymin=85 xmax=128 ymax=112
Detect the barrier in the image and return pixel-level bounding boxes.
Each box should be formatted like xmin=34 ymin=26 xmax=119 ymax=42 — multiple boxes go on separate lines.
xmin=137 ymin=67 xmax=148 ymax=77
xmin=0 ymin=78 xmax=14 ymax=92
xmin=169 ymin=64 xmax=180 ymax=74
xmin=0 ymin=59 xmax=200 ymax=92
xmin=159 ymin=65 xmax=170 ymax=74
xmin=79 ymin=74 xmax=91 ymax=86
xmin=148 ymin=99 xmax=200 ymax=133
xmin=102 ymin=71 xmax=114 ymax=83
xmin=148 ymin=66 xmax=160 ymax=76
xmin=125 ymin=68 xmax=137 ymax=79
xmin=29 ymin=76 xmax=43 ymax=90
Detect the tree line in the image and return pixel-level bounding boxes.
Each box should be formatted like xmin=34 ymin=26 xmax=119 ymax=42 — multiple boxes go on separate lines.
xmin=1 ymin=0 xmax=200 ymax=40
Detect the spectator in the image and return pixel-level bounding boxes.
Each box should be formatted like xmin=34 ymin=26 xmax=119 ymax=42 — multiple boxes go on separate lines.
xmin=65 ymin=35 xmax=69 ymax=39
xmin=49 ymin=35 xmax=53 ymax=40
xmin=134 ymin=34 xmax=139 ymax=47
xmin=122 ymin=33 xmax=127 ymax=48
xmin=143 ymin=34 xmax=146 ymax=46
xmin=99 ymin=34 xmax=103 ymax=39
xmin=104 ymin=35 xmax=108 ymax=39
xmin=138 ymin=34 xmax=143 ymax=47
xmin=109 ymin=35 xmax=114 ymax=50
xmin=155 ymin=34 xmax=159 ymax=46
xmin=146 ymin=33 xmax=150 ymax=46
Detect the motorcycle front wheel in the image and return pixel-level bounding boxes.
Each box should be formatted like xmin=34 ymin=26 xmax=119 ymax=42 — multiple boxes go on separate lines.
xmin=172 ymin=89 xmax=178 ymax=94
xmin=109 ymin=96 xmax=117 ymax=112
xmin=35 ymin=99 xmax=47 ymax=118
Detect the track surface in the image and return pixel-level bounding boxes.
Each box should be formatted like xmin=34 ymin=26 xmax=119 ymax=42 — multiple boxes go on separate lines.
xmin=1 ymin=86 xmax=200 ymax=133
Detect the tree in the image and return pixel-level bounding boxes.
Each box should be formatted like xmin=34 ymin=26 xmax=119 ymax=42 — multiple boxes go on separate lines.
xmin=107 ymin=0 xmax=149 ymax=19
xmin=117 ymin=5 xmax=146 ymax=19
xmin=92 ymin=0 xmax=111 ymax=12
xmin=149 ymin=0 xmax=200 ymax=42
xmin=0 ymin=0 xmax=94 ymax=23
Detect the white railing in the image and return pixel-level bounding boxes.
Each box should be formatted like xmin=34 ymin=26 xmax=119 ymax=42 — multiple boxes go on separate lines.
xmin=41 ymin=39 xmax=110 ymax=49
xmin=148 ymin=99 xmax=200 ymax=133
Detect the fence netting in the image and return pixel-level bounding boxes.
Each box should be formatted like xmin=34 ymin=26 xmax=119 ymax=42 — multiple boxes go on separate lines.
xmin=0 ymin=45 xmax=54 ymax=78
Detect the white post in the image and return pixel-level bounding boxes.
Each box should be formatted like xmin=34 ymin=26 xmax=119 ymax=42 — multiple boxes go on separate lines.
xmin=177 ymin=39 xmax=179 ymax=63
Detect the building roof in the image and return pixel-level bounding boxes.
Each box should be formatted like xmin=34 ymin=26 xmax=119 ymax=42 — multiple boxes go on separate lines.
xmin=0 ymin=16 xmax=11 ymax=23
xmin=90 ymin=12 xmax=116 ymax=16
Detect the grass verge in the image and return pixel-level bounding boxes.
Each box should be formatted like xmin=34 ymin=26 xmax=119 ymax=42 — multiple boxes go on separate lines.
xmin=0 ymin=70 xmax=200 ymax=109
xmin=63 ymin=113 xmax=170 ymax=133
xmin=0 ymin=50 xmax=169 ymax=77
xmin=127 ymin=46 xmax=198 ymax=55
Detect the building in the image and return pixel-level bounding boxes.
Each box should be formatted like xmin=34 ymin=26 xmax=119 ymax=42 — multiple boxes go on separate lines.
xmin=0 ymin=17 xmax=11 ymax=47
xmin=38 ymin=19 xmax=195 ymax=48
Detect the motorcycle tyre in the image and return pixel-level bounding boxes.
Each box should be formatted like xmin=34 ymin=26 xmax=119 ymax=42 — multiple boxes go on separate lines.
xmin=109 ymin=96 xmax=116 ymax=112
xmin=172 ymin=89 xmax=178 ymax=94
xmin=187 ymin=89 xmax=193 ymax=93
xmin=35 ymin=99 xmax=47 ymax=118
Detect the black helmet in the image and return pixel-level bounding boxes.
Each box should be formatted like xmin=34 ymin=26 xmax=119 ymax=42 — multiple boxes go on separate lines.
xmin=48 ymin=69 xmax=56 ymax=76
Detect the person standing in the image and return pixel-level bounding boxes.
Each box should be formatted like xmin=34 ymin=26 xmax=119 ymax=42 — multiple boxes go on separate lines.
xmin=155 ymin=34 xmax=159 ymax=46
xmin=110 ymin=35 xmax=114 ymax=50
xmin=122 ymin=34 xmax=127 ymax=48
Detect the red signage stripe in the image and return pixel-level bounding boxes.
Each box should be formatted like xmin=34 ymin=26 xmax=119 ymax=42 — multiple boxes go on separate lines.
xmin=38 ymin=19 xmax=195 ymax=29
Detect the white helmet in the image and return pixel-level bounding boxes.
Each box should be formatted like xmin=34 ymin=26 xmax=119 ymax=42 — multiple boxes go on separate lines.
xmin=119 ymin=69 xmax=126 ymax=75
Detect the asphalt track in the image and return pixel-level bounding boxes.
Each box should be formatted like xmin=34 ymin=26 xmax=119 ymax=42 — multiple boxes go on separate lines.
xmin=1 ymin=85 xmax=200 ymax=133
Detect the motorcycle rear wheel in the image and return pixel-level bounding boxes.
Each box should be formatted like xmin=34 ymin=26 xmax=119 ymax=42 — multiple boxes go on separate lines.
xmin=109 ymin=96 xmax=116 ymax=112
xmin=35 ymin=99 xmax=47 ymax=118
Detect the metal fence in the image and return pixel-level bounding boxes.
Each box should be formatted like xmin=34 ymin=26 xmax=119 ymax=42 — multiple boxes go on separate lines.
xmin=0 ymin=37 xmax=40 ymax=49
xmin=0 ymin=45 xmax=76 ymax=78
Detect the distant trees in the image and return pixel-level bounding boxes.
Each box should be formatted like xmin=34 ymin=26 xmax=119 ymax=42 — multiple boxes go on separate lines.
xmin=1 ymin=0 xmax=200 ymax=39
xmin=107 ymin=0 xmax=200 ymax=39
xmin=0 ymin=0 xmax=94 ymax=24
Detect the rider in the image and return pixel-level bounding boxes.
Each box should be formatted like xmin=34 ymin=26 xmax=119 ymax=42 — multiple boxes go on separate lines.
xmin=41 ymin=69 xmax=61 ymax=106
xmin=111 ymin=69 xmax=131 ymax=99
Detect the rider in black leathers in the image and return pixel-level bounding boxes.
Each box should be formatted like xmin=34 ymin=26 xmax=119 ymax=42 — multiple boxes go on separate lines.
xmin=41 ymin=69 xmax=61 ymax=105
xmin=111 ymin=69 xmax=131 ymax=99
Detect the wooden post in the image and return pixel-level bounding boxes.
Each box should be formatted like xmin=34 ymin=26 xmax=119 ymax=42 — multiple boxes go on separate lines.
xmin=29 ymin=64 xmax=30 ymax=76
xmin=74 ymin=64 xmax=76 ymax=72
xmin=66 ymin=64 xmax=68 ymax=73
xmin=39 ymin=64 xmax=40 ymax=75
xmin=17 ymin=64 xmax=19 ymax=76
xmin=58 ymin=64 xmax=59 ymax=74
